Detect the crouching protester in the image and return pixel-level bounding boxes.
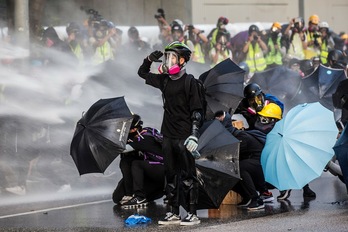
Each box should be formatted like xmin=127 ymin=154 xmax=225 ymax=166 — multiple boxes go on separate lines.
xmin=112 ymin=114 xmax=165 ymax=208
xmin=215 ymin=103 xmax=282 ymax=210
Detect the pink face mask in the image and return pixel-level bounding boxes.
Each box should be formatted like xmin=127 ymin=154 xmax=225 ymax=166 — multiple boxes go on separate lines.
xmin=158 ymin=64 xmax=180 ymax=75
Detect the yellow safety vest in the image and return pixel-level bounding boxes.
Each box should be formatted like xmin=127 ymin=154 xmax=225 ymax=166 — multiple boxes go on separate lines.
xmin=70 ymin=43 xmax=84 ymax=63
xmin=92 ymin=41 xmax=114 ymax=65
xmin=192 ymin=43 xmax=205 ymax=64
xmin=304 ymin=32 xmax=321 ymax=59
xmin=265 ymin=37 xmax=283 ymax=65
xmin=288 ymin=33 xmax=305 ymax=60
xmin=320 ymin=41 xmax=328 ymax=65
xmin=245 ymin=43 xmax=267 ymax=72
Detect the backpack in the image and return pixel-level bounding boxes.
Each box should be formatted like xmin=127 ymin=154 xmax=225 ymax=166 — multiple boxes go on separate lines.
xmin=185 ymin=74 xmax=207 ymax=122
xmin=140 ymin=127 xmax=163 ymax=144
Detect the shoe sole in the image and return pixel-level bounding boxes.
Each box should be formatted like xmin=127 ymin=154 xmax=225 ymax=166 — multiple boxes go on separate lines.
xmin=158 ymin=220 xmax=181 ymax=225
xmin=180 ymin=220 xmax=201 ymax=226
xmin=262 ymin=196 xmax=274 ymax=202
xmin=247 ymin=205 xmax=265 ymax=211
xmin=121 ymin=202 xmax=148 ymax=209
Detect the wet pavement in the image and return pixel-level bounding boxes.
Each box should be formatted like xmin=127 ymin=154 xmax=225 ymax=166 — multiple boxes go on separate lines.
xmin=0 ymin=172 xmax=348 ymax=231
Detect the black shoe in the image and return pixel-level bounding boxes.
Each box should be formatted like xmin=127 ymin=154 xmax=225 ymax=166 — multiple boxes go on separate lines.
xmin=260 ymin=191 xmax=274 ymax=202
xmin=158 ymin=212 xmax=181 ymax=225
xmin=277 ymin=190 xmax=291 ymax=200
xmin=122 ymin=196 xmax=148 ymax=209
xmin=303 ymin=186 xmax=316 ymax=198
xmin=237 ymin=198 xmax=251 ymax=208
xmin=247 ymin=198 xmax=264 ymax=210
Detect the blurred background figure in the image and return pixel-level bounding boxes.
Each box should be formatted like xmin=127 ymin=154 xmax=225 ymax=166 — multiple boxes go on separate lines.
xmin=208 ymin=31 xmax=232 ymax=67
xmin=66 ymin=22 xmax=89 ymax=65
xmin=207 ymin=16 xmax=229 ymax=51
xmin=124 ymin=26 xmax=151 ymax=55
xmin=265 ymin=22 xmax=286 ymax=69
xmin=318 ymin=21 xmax=335 ymax=65
xmin=304 ymin=14 xmax=321 ymax=60
xmin=184 ymin=24 xmax=208 ymax=64
xmin=284 ymin=17 xmax=306 ymax=61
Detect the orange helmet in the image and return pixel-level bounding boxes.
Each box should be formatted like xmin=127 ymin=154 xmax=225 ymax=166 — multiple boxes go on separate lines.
xmin=341 ymin=34 xmax=348 ymax=40
xmin=271 ymin=22 xmax=282 ymax=30
xmin=309 ymin=15 xmax=319 ymax=25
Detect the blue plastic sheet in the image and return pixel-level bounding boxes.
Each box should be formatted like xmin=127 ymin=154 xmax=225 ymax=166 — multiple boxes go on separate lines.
xmin=125 ymin=214 xmax=151 ymax=225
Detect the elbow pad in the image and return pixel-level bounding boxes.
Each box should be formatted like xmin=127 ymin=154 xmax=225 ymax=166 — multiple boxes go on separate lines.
xmin=191 ymin=111 xmax=202 ymax=138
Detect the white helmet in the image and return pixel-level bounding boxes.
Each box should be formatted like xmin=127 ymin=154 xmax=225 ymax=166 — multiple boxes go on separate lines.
xmin=319 ymin=21 xmax=329 ymax=29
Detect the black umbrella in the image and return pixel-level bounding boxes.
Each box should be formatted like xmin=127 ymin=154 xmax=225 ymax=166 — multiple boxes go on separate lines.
xmin=300 ymin=64 xmax=347 ymax=111
xmin=199 ymin=59 xmax=245 ymax=118
xmin=70 ymin=96 xmax=133 ymax=175
xmin=195 ymin=120 xmax=241 ymax=209
xmin=249 ymin=66 xmax=302 ymax=113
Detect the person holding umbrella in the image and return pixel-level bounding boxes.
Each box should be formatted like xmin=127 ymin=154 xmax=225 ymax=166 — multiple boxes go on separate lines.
xmin=138 ymin=41 xmax=204 ymax=225
xmin=215 ymin=103 xmax=281 ymax=210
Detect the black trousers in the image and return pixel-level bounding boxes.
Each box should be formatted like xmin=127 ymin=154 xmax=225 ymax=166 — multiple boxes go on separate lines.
xmin=235 ymin=158 xmax=267 ymax=199
xmin=162 ymin=137 xmax=198 ymax=214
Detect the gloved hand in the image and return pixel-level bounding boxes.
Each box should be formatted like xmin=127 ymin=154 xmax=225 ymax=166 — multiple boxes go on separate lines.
xmin=184 ymin=135 xmax=198 ymax=152
xmin=148 ymin=50 xmax=163 ymax=62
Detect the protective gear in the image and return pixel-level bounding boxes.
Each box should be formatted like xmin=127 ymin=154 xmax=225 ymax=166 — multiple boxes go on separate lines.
xmin=148 ymin=50 xmax=163 ymax=62
xmin=318 ymin=21 xmax=329 ymax=30
xmin=184 ymin=135 xmax=198 ymax=152
xmin=248 ymin=24 xmax=259 ymax=35
xmin=309 ymin=15 xmax=320 ymax=25
xmin=271 ymin=22 xmax=282 ymax=31
xmin=244 ymin=83 xmax=262 ymax=99
xmin=162 ymin=51 xmax=181 ymax=74
xmin=293 ymin=17 xmax=304 ymax=32
xmin=327 ymin=49 xmax=346 ymax=69
xmin=165 ymin=41 xmax=192 ymax=62
xmin=130 ymin=114 xmax=143 ymax=129
xmin=66 ymin=22 xmax=80 ymax=35
xmin=257 ymin=103 xmax=282 ymax=120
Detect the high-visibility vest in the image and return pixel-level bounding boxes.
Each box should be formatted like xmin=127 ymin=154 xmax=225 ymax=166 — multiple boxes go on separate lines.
xmin=288 ymin=33 xmax=305 ymax=60
xmin=304 ymin=31 xmax=321 ymax=59
xmin=320 ymin=41 xmax=329 ymax=65
xmin=92 ymin=41 xmax=114 ymax=65
xmin=210 ymin=48 xmax=232 ymax=67
xmin=192 ymin=43 xmax=205 ymax=64
xmin=70 ymin=43 xmax=84 ymax=63
xmin=265 ymin=37 xmax=283 ymax=65
xmin=245 ymin=43 xmax=267 ymax=72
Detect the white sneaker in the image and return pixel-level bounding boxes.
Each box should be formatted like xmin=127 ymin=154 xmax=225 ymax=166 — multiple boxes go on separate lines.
xmin=158 ymin=212 xmax=181 ymax=225
xmin=119 ymin=195 xmax=133 ymax=205
xmin=6 ymin=186 xmax=26 ymax=195
xmin=57 ymin=184 xmax=72 ymax=193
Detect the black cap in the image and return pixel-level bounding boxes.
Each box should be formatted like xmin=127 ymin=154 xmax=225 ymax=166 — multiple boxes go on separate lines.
xmin=248 ymin=25 xmax=259 ymax=35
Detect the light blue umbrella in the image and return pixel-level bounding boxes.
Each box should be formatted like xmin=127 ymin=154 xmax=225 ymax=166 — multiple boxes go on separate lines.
xmin=261 ymin=102 xmax=339 ymax=190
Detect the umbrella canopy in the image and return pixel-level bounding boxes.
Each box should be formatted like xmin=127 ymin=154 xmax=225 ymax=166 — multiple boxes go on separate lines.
xmin=249 ymin=66 xmax=302 ymax=113
xmin=300 ymin=64 xmax=347 ymax=111
xmin=261 ymin=102 xmax=338 ymax=190
xmin=199 ymin=59 xmax=245 ymax=117
xmin=195 ymin=120 xmax=240 ymax=209
xmin=333 ymin=125 xmax=348 ymax=192
xmin=70 ymin=96 xmax=133 ymax=175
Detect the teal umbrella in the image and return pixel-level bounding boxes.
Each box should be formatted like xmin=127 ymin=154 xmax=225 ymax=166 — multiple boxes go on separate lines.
xmin=261 ymin=102 xmax=338 ymax=190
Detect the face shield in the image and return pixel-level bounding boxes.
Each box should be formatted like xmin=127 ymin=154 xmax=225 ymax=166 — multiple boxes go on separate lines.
xmin=248 ymin=94 xmax=265 ymax=112
xmin=164 ymin=51 xmax=179 ymax=69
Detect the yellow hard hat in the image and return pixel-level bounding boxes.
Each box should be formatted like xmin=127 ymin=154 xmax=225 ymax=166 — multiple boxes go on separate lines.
xmin=258 ymin=103 xmax=282 ymax=120
xmin=341 ymin=34 xmax=348 ymax=40
xmin=271 ymin=22 xmax=282 ymax=30
xmin=309 ymin=15 xmax=320 ymax=25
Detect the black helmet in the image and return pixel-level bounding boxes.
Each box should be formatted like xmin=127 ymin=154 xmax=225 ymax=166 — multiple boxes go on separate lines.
xmin=244 ymin=83 xmax=262 ymax=98
xmin=300 ymin=59 xmax=314 ymax=76
xmin=328 ymin=49 xmax=346 ymax=69
xmin=66 ymin=22 xmax=80 ymax=35
xmin=248 ymin=24 xmax=259 ymax=35
xmin=165 ymin=41 xmax=192 ymax=62
xmin=130 ymin=114 xmax=143 ymax=129
xmin=128 ymin=26 xmax=139 ymax=39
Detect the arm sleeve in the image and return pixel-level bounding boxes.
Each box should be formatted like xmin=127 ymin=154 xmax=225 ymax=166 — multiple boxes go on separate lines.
xmin=138 ymin=58 xmax=167 ymax=90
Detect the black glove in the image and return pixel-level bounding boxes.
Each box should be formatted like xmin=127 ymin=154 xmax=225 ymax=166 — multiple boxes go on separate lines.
xmin=148 ymin=50 xmax=163 ymax=62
